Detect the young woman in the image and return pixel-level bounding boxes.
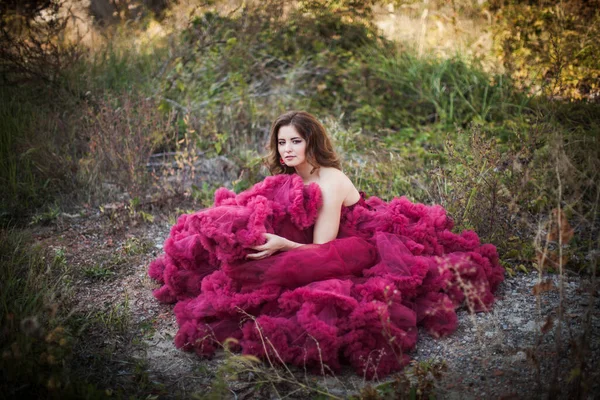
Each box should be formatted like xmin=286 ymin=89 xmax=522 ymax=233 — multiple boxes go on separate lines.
xmin=148 ymin=111 xmax=504 ymax=378
xmin=247 ymin=111 xmax=362 ymax=259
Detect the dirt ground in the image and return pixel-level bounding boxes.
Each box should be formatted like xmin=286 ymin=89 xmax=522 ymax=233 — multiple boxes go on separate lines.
xmin=31 ymin=201 xmax=600 ymax=399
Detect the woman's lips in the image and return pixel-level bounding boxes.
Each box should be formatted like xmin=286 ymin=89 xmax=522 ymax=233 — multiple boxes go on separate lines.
xmin=285 ymin=156 xmax=295 ymax=160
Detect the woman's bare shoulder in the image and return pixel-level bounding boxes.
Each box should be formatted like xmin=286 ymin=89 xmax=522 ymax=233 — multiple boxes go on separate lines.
xmin=319 ymin=167 xmax=355 ymax=189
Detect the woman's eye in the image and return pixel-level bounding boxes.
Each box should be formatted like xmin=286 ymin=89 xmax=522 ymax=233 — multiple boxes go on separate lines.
xmin=292 ymin=140 xmax=301 ymax=144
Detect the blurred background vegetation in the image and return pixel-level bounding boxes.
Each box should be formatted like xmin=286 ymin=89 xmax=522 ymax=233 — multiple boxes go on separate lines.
xmin=2 ymin=0 xmax=597 ymax=266
xmin=1 ymin=0 xmax=598 ymax=396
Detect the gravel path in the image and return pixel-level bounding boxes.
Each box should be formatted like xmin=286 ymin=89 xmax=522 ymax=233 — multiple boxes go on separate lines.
xmin=412 ymin=272 xmax=599 ymax=399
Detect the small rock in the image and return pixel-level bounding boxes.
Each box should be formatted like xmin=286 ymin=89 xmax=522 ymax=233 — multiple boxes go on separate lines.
xmin=512 ymin=351 xmax=527 ymax=362
xmin=522 ymin=320 xmax=537 ymax=332
xmin=509 ymin=316 xmax=523 ymax=325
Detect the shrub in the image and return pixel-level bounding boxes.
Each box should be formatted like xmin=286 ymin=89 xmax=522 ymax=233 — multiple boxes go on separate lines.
xmin=78 ymin=93 xmax=176 ymax=203
xmin=492 ymin=0 xmax=600 ymax=100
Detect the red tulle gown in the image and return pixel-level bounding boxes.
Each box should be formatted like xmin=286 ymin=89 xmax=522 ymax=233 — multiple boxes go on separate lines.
xmin=148 ymin=174 xmax=504 ymax=378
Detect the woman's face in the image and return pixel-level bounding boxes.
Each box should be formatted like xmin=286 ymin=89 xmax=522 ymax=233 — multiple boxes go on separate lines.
xmin=277 ymin=125 xmax=307 ymax=168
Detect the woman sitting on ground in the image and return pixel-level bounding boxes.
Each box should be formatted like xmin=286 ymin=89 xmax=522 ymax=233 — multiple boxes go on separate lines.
xmin=148 ymin=110 xmax=504 ymax=378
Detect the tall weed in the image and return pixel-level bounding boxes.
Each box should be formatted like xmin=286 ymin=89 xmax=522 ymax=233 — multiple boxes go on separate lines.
xmin=64 ymin=20 xmax=168 ymax=96
xmin=79 ymin=93 xmax=176 ymax=203
xmin=0 ymin=87 xmax=76 ymax=220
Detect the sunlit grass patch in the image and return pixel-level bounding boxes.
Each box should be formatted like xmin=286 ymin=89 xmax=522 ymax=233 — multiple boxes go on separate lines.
xmin=81 ymin=238 xmax=153 ymax=282
xmin=83 ymin=264 xmax=117 ymax=281
xmin=122 ymin=237 xmax=152 ymax=256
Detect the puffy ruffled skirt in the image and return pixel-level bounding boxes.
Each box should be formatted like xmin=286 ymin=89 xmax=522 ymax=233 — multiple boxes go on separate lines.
xmin=148 ymin=174 xmax=504 ymax=378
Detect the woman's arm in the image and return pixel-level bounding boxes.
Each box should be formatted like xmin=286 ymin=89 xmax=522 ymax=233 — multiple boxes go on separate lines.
xmin=246 ymin=233 xmax=302 ymax=260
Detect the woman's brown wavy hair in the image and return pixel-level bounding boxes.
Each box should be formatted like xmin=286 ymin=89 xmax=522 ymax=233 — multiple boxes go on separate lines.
xmin=266 ymin=111 xmax=341 ymax=175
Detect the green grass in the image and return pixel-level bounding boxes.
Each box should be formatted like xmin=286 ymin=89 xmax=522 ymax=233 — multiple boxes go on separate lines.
xmin=0 ymin=229 xmax=78 ymax=397
xmin=62 ymin=19 xmax=169 ymax=96
xmin=0 ymin=229 xmax=157 ymax=398
xmin=157 ymin=3 xmax=534 ymax=160
xmin=0 ymin=88 xmax=55 ymax=217
xmin=122 ymin=237 xmax=152 ymax=256
xmin=93 ymin=294 xmax=131 ymax=335
xmin=83 ymin=264 xmax=117 ymax=281
xmin=348 ymin=46 xmax=531 ymax=133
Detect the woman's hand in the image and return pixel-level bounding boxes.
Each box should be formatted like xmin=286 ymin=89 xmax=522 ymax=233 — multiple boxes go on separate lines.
xmin=246 ymin=233 xmax=288 ymax=260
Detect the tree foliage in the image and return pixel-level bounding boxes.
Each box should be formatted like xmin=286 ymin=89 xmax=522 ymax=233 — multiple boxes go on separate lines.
xmin=492 ymin=0 xmax=600 ymax=100
xmin=0 ymin=0 xmax=81 ymax=85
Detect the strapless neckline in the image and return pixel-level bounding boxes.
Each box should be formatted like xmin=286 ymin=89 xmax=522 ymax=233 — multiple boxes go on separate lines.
xmin=301 ymin=176 xmax=365 ymax=210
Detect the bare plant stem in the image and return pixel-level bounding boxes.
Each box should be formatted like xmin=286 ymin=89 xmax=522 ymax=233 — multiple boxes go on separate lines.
xmin=234 ymin=308 xmax=344 ymax=399
xmin=550 ymin=163 xmax=565 ymax=399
